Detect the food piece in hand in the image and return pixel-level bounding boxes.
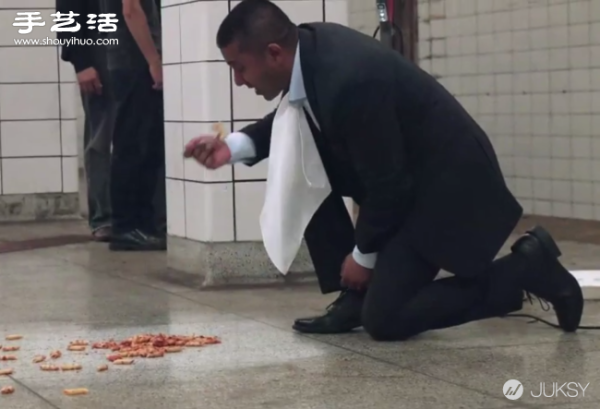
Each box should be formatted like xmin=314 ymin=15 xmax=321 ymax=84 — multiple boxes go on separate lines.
xmin=0 ymin=368 xmax=13 ymax=376
xmin=212 ymin=123 xmax=225 ymax=140
xmin=61 ymin=364 xmax=82 ymax=371
xmin=50 ymin=350 xmax=61 ymax=359
xmin=0 ymin=356 xmax=16 ymax=361
xmin=113 ymin=358 xmax=134 ymax=365
xmin=40 ymin=364 xmax=60 ymax=372
xmin=32 ymin=355 xmax=46 ymax=363
xmin=5 ymin=335 xmax=22 ymax=341
xmin=0 ymin=386 xmax=14 ymax=395
xmin=63 ymin=388 xmax=88 ymax=396
xmin=97 ymin=364 xmax=108 ymax=372
xmin=2 ymin=346 xmax=19 ymax=352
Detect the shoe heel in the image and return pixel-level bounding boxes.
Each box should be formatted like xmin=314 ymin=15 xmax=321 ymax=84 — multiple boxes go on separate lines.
xmin=526 ymin=225 xmax=561 ymax=258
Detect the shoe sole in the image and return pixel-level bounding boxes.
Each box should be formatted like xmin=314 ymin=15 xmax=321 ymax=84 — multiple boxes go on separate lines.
xmin=291 ymin=322 xmax=361 ymax=334
xmin=109 ymin=243 xmax=166 ymax=251
xmin=527 ymin=226 xmax=584 ymax=332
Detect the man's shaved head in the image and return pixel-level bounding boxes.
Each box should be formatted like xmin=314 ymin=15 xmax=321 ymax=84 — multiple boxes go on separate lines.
xmin=216 ymin=0 xmax=297 ymax=52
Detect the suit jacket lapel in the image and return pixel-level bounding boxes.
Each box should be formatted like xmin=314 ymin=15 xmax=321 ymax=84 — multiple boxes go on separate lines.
xmin=298 ymin=27 xmax=323 ymax=133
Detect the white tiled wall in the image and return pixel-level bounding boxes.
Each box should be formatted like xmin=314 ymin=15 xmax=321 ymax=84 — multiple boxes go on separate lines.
xmin=347 ymin=0 xmax=378 ymax=36
xmin=162 ymin=0 xmax=348 ymax=241
xmin=0 ymin=1 xmax=79 ymax=195
xmin=418 ymin=0 xmax=600 ymax=220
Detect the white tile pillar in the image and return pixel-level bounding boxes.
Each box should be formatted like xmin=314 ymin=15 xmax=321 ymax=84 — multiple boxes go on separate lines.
xmin=163 ymin=0 xmax=349 ymax=286
xmin=0 ymin=1 xmax=80 ymax=221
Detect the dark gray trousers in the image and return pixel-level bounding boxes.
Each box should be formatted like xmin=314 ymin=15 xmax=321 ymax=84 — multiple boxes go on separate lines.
xmin=80 ymin=47 xmax=115 ymax=232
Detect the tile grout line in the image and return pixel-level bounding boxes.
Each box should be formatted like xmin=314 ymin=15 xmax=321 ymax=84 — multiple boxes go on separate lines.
xmin=5 ymin=376 xmax=63 ymax=409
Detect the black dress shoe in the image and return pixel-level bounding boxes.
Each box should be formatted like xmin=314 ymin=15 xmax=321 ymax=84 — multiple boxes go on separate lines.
xmin=510 ymin=225 xmax=583 ymax=332
xmin=109 ymin=229 xmax=167 ymax=251
xmin=292 ymin=290 xmax=363 ymax=334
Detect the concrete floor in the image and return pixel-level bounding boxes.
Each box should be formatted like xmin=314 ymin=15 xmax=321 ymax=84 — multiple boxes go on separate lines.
xmin=1 ymin=223 xmax=600 ymax=408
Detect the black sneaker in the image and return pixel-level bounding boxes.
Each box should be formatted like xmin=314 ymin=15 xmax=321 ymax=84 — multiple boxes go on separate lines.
xmin=109 ymin=229 xmax=166 ymax=251
xmin=510 ymin=225 xmax=583 ymax=332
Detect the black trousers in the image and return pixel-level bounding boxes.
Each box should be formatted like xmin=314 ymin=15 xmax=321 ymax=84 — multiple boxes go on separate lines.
xmin=109 ymin=68 xmax=166 ymax=234
xmin=305 ymin=194 xmax=524 ymax=340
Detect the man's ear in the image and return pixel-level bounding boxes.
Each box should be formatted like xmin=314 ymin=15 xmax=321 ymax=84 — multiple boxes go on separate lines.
xmin=266 ymin=43 xmax=284 ymax=60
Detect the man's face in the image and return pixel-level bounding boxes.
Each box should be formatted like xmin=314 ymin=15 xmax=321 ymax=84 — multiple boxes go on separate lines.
xmin=221 ymin=41 xmax=290 ymax=101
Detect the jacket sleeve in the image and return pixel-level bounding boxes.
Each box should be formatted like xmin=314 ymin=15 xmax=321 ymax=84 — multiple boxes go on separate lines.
xmin=56 ymin=0 xmax=93 ymax=72
xmin=332 ymin=79 xmax=414 ymax=254
xmin=238 ymin=110 xmax=275 ymax=166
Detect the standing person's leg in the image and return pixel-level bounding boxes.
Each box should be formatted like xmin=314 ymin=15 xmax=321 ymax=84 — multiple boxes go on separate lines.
xmin=108 ymin=67 xmax=166 ymax=251
xmin=137 ymin=87 xmax=166 ymax=238
xmin=361 ymin=226 xmax=583 ymax=341
xmin=81 ymin=88 xmax=114 ymax=241
xmin=79 ymin=47 xmax=115 ymax=241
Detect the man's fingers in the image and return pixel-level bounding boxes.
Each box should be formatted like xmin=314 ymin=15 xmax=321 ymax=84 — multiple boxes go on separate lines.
xmin=183 ymin=138 xmax=206 ymax=157
xmin=196 ymin=143 xmax=215 ymax=164
xmin=93 ymin=78 xmax=103 ymax=94
xmin=79 ymin=81 xmax=91 ymax=93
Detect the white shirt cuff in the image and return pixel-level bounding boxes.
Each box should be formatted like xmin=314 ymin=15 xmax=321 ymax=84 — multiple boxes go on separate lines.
xmin=352 ymin=246 xmax=377 ymax=269
xmin=224 ymin=132 xmax=257 ymax=164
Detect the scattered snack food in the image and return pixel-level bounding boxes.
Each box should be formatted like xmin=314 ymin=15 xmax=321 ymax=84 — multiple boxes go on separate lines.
xmin=69 ymin=340 xmax=88 ymax=346
xmin=0 ymin=368 xmax=13 ymax=376
xmin=113 ymin=358 xmax=134 ymax=365
xmin=97 ymin=364 xmax=108 ymax=372
xmin=91 ymin=333 xmax=220 ymax=362
xmin=67 ymin=345 xmax=86 ymax=352
xmin=32 ymin=355 xmax=46 ymax=363
xmin=50 ymin=350 xmax=61 ymax=359
xmin=2 ymin=346 xmax=19 ymax=352
xmin=5 ymin=335 xmax=22 ymax=341
xmin=0 ymin=356 xmax=16 ymax=361
xmin=1 ymin=386 xmax=14 ymax=395
xmin=61 ymin=364 xmax=82 ymax=371
xmin=63 ymin=388 xmax=88 ymax=396
xmin=40 ymin=364 xmax=60 ymax=372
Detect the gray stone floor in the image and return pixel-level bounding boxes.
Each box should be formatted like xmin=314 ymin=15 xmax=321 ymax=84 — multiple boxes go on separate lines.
xmin=1 ymin=230 xmax=600 ymax=408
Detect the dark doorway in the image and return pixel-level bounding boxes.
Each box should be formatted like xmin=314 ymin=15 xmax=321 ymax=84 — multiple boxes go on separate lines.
xmin=392 ymin=0 xmax=418 ymax=61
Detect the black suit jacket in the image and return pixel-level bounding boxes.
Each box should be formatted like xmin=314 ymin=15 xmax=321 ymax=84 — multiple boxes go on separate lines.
xmin=241 ymin=22 xmax=523 ymax=278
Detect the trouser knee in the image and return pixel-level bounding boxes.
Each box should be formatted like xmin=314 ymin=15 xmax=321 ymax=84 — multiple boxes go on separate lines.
xmin=362 ymin=307 xmax=416 ymax=342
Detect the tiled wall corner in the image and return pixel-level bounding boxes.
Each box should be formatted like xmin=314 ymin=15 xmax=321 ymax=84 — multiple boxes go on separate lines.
xmin=163 ymin=0 xmax=235 ymax=242
xmin=164 ymin=0 xmax=349 ymax=242
xmin=417 ymin=0 xmax=600 ymax=221
xmin=0 ymin=3 xmax=78 ymax=196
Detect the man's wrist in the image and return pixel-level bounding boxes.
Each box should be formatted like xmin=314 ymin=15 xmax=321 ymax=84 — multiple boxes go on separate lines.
xmin=224 ymin=132 xmax=257 ymax=164
xmin=148 ymin=55 xmax=161 ymax=66
xmin=352 ymin=246 xmax=377 ymax=269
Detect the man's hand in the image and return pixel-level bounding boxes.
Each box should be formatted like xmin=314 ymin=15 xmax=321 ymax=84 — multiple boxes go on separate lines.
xmin=340 ymin=254 xmax=372 ymax=291
xmin=149 ymin=60 xmax=163 ymax=90
xmin=183 ymin=136 xmax=231 ymax=169
xmin=77 ymin=67 xmax=102 ymax=94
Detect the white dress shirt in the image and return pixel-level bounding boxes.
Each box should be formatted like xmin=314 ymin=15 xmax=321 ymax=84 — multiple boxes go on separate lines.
xmin=224 ymin=42 xmax=378 ymax=270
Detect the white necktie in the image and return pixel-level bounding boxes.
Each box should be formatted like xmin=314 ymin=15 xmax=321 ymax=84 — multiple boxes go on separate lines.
xmin=259 ymin=93 xmax=332 ymax=274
